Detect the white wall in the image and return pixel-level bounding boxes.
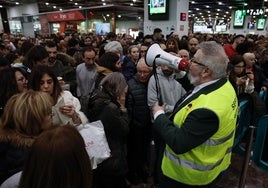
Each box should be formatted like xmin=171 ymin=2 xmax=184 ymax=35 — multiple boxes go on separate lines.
xmin=143 ymin=0 xmax=188 ymax=38
xmin=0 ymin=13 xmax=4 ymax=33
xmin=8 ymin=3 xmax=39 ymax=18
xmin=116 ymin=20 xmax=139 ymax=35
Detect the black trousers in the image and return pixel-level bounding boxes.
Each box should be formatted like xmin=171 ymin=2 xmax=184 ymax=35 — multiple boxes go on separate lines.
xmin=160 ymin=173 xmax=222 ymax=188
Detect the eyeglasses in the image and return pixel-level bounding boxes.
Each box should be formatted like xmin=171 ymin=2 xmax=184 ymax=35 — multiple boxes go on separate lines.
xmin=47 ymin=51 xmax=57 ymax=54
xmin=137 ymin=71 xmax=151 ymax=75
xmin=234 ymin=65 xmax=245 ymax=69
xmin=190 ymin=58 xmax=206 ymax=67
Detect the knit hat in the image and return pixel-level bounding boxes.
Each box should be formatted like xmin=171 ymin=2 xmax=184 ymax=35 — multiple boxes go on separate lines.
xmin=104 ymin=41 xmax=123 ymax=54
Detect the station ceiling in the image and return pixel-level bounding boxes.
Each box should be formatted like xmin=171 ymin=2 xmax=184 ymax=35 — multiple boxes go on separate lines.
xmin=0 ymin=0 xmax=267 ymax=23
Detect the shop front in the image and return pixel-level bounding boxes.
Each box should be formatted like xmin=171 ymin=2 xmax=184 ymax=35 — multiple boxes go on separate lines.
xmin=42 ymin=10 xmax=86 ymax=35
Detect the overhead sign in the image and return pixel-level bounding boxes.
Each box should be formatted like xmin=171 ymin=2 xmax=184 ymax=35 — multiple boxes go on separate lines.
xmin=246 ymin=9 xmax=264 ymax=16
xmin=47 ymin=10 xmax=85 ymax=22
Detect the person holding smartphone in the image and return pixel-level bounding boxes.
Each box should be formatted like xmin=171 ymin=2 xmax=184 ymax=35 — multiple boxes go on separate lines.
xmin=228 ymin=54 xmax=254 ymax=96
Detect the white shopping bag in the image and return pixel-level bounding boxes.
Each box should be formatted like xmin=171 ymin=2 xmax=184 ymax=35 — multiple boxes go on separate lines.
xmin=77 ymin=120 xmax=111 ymax=169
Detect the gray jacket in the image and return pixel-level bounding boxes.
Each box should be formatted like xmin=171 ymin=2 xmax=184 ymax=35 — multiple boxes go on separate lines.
xmin=147 ymin=67 xmax=186 ymax=114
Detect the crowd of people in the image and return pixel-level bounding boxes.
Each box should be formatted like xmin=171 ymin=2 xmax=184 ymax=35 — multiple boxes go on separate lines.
xmin=0 ymin=28 xmax=268 ymax=188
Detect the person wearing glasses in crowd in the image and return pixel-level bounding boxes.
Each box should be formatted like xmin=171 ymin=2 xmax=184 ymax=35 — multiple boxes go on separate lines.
xmin=152 ymin=41 xmax=238 ymax=187
xmin=228 ymin=54 xmax=254 ymax=96
xmin=126 ymin=58 xmax=153 ymax=187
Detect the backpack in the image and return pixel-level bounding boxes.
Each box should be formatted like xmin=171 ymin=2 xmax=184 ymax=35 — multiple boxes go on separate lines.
xmin=85 ymin=89 xmax=111 ymax=121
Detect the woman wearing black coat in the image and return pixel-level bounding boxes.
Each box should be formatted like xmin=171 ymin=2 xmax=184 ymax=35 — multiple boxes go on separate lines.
xmin=87 ymin=72 xmax=129 ymax=188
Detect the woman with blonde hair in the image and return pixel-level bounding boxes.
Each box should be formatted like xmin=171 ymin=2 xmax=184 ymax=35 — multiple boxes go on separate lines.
xmin=0 ymin=90 xmax=53 ymax=185
xmin=122 ymin=45 xmax=140 ymax=81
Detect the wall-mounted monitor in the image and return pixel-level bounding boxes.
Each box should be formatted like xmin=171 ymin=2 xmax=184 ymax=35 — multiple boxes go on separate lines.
xmin=233 ymin=10 xmax=246 ymax=28
xmin=148 ymin=0 xmax=169 ymax=20
xmin=95 ymin=23 xmax=110 ymax=36
xmin=257 ymin=18 xmax=266 ymax=30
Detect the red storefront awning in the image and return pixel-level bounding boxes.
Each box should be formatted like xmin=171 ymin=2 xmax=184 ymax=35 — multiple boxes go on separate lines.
xmin=47 ymin=10 xmax=85 ymax=22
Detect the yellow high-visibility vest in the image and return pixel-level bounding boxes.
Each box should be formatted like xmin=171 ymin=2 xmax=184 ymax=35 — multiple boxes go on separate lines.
xmin=162 ymin=79 xmax=238 ymax=185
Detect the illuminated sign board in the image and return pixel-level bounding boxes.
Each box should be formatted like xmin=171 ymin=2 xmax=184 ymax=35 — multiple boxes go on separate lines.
xmin=246 ymin=9 xmax=264 ymax=16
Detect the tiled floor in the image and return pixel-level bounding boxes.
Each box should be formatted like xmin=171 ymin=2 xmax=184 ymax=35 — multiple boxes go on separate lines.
xmin=217 ymin=153 xmax=268 ymax=188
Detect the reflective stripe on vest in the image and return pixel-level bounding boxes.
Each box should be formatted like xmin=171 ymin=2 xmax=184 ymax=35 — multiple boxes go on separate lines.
xmin=164 ymin=146 xmax=233 ymax=171
xmin=202 ymin=130 xmax=234 ymax=146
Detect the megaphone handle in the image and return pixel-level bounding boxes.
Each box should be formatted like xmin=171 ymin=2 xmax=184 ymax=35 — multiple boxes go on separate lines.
xmin=158 ymin=94 xmax=163 ymax=106
xmin=152 ymin=56 xmax=163 ymax=106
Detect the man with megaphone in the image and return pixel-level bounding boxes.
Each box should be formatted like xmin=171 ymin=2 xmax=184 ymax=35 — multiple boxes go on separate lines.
xmin=146 ymin=41 xmax=238 ymax=187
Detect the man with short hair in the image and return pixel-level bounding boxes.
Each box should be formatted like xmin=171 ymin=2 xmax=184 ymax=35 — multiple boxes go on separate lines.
xmin=153 ymin=28 xmax=163 ymax=43
xmin=76 ymin=47 xmax=97 ymax=113
xmin=152 ymin=41 xmax=238 ymax=187
xmin=187 ymin=37 xmax=199 ymax=59
xmin=45 ymin=41 xmax=65 ymax=75
xmin=178 ymin=49 xmax=190 ymax=61
xmin=45 ymin=41 xmax=77 ymax=95
xmin=224 ymin=34 xmax=245 ymax=60
xmin=143 ymin=35 xmax=154 ymax=45
xmin=126 ymin=58 xmax=153 ymax=186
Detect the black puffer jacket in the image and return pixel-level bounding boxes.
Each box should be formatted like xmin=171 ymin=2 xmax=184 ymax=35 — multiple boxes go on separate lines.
xmin=87 ymin=89 xmax=129 ymax=176
xmin=0 ymin=129 xmax=33 ymax=184
xmin=127 ymin=76 xmax=151 ymax=129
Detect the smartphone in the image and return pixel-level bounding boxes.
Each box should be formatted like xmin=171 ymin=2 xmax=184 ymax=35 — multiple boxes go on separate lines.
xmin=238 ymin=72 xmax=251 ymax=78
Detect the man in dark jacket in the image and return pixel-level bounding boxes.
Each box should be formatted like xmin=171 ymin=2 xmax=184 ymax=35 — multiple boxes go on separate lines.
xmin=126 ymin=58 xmax=153 ymax=186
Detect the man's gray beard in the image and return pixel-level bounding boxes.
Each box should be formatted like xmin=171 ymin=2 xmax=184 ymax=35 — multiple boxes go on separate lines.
xmin=187 ymin=73 xmax=200 ymax=86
